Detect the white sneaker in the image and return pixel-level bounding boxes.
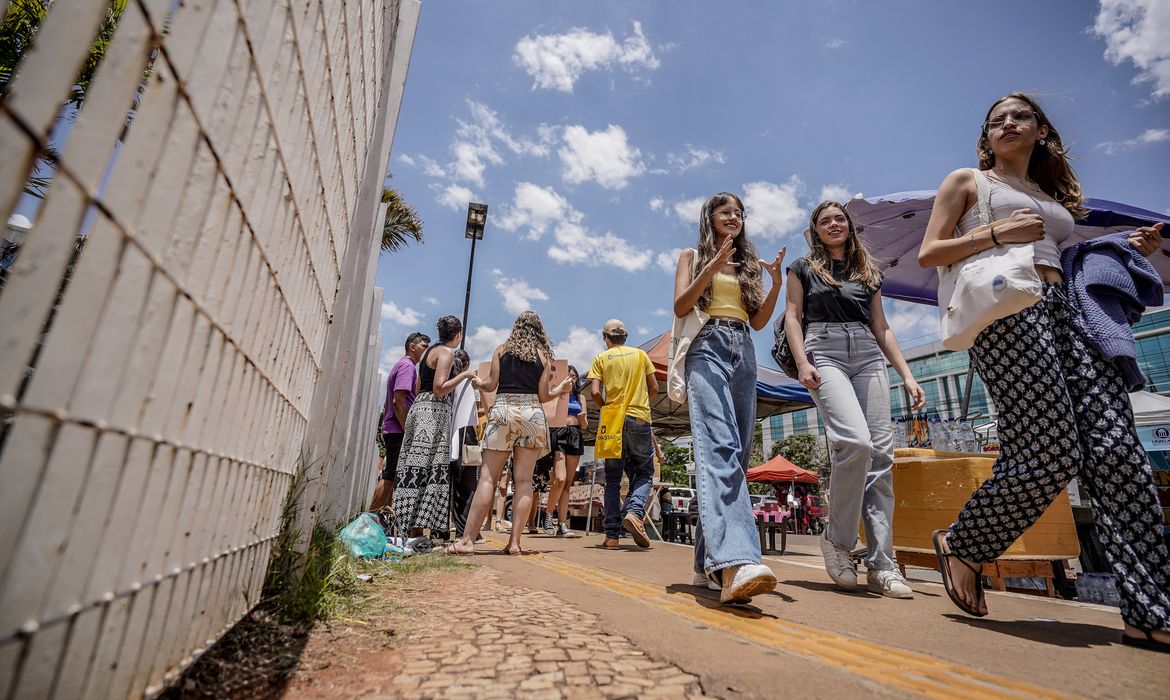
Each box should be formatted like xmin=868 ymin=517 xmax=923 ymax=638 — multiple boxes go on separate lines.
xmin=558 ymin=522 xmax=580 ymax=538
xmin=691 ymin=571 xmax=721 ymax=591
xmin=720 ymin=564 xmax=778 ymax=605
xmin=867 ymin=569 xmax=914 ymax=599
xmin=820 ymin=535 xmax=858 ymax=590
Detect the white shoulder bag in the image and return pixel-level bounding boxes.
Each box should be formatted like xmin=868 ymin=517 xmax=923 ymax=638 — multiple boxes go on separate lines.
xmin=666 ymin=248 xmax=709 ymax=403
xmin=937 ymin=168 xmax=1042 ymax=351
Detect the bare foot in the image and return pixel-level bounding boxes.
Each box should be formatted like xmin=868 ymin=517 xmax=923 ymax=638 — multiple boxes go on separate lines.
xmin=503 ymin=544 xmax=522 ymax=556
xmin=443 ymin=541 xmax=475 ymax=556
xmin=938 ymin=532 xmax=988 ymax=616
xmin=1124 ymin=624 xmax=1170 ymax=644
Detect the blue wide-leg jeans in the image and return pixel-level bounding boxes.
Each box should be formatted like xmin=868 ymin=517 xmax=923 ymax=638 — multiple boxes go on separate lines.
xmin=685 ymin=321 xmax=762 ymax=577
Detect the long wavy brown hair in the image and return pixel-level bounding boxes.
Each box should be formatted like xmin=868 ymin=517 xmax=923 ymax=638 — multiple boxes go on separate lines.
xmin=501 ymin=311 xmax=554 ymax=363
xmin=804 ymin=201 xmax=883 ymax=290
xmin=693 ymin=192 xmax=765 ymax=316
xmin=977 ymin=92 xmax=1087 ymax=219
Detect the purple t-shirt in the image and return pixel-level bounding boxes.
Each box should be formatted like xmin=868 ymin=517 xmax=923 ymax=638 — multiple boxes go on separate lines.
xmin=381 ymin=355 xmax=417 ymax=434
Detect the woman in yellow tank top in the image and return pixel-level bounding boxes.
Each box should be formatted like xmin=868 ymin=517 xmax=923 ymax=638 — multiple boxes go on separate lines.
xmin=672 ymin=192 xmax=786 ymax=605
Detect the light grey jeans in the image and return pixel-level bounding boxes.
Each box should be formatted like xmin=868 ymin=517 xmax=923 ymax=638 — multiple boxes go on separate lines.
xmin=804 ymin=322 xmax=897 ymax=572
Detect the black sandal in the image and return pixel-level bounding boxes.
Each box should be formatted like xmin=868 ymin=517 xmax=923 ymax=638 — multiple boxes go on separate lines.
xmin=1122 ymin=630 xmax=1170 ymax=654
xmin=932 ymin=529 xmax=987 ymax=618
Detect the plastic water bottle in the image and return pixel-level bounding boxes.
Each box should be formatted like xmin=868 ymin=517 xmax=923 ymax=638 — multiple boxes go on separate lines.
xmin=1101 ymin=574 xmax=1121 ymax=607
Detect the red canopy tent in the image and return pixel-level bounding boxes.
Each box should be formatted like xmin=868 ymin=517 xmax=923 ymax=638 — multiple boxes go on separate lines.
xmin=746 ymin=454 xmax=820 ymax=484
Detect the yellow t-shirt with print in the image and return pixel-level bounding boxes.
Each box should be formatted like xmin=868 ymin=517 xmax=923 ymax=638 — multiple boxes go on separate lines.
xmin=587 ymin=345 xmax=655 ymax=424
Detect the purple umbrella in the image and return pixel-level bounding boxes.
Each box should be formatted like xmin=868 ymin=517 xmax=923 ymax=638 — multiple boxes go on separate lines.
xmin=845 ymin=192 xmax=1170 ymax=306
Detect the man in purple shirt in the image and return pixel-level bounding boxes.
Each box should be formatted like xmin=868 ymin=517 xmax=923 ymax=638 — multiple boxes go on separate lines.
xmin=370 ymin=331 xmax=430 ymax=511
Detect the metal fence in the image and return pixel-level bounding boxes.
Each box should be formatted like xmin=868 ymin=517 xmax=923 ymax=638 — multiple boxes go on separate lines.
xmin=0 ymin=0 xmax=418 ymax=696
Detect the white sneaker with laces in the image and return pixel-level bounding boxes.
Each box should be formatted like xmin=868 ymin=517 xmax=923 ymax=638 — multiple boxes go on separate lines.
xmin=820 ymin=535 xmax=858 ymax=590
xmin=558 ymin=522 xmax=580 ymax=538
xmin=867 ymin=569 xmax=914 ymax=599
xmin=720 ymin=564 xmax=778 ymax=604
xmin=691 ymin=571 xmax=721 ymax=591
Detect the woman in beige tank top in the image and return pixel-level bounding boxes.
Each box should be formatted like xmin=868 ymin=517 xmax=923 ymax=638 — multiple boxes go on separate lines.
xmin=918 ymin=93 xmax=1169 ymax=653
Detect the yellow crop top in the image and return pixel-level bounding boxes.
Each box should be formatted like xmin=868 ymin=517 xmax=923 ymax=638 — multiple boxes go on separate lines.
xmin=707 ymin=273 xmax=748 ymax=321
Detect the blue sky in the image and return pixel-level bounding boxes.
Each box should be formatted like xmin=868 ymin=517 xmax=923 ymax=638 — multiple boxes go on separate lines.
xmin=375 ymin=0 xmax=1169 ymax=377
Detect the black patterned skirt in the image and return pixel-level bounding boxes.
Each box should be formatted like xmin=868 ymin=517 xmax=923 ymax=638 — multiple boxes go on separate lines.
xmin=391 ymin=392 xmax=453 ymax=532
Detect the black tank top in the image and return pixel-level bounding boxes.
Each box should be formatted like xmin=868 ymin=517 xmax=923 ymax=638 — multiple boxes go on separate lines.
xmin=418 ymin=346 xmax=438 ymax=393
xmin=497 ymin=351 xmax=544 ymax=394
xmin=419 ymin=346 xmax=458 ymax=394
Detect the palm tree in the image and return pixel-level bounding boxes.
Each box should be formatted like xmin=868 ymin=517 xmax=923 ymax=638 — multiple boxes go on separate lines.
xmin=381 ymin=185 xmax=423 ymax=253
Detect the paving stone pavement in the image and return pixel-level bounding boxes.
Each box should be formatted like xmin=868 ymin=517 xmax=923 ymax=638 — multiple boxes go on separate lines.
xmin=385 ymin=563 xmax=708 ymax=699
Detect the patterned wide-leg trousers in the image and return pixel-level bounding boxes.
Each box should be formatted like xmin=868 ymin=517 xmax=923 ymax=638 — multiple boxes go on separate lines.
xmin=948 ymin=284 xmax=1170 ymax=631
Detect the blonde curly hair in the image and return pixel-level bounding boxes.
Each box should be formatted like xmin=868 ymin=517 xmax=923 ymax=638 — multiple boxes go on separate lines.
xmin=501 ymin=311 xmax=554 ymax=364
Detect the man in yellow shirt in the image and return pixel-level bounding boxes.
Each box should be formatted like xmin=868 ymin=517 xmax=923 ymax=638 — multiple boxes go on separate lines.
xmin=588 ymin=319 xmax=658 ymax=549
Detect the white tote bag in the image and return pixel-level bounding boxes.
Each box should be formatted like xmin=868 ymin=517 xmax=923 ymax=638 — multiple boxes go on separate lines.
xmin=937 ymin=169 xmax=1042 ymax=351
xmin=666 ymin=248 xmax=709 ymax=403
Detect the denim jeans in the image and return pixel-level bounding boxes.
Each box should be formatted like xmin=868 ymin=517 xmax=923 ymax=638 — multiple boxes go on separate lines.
xmin=804 ymin=321 xmax=896 ymax=571
xmin=685 ymin=321 xmax=761 ymax=576
xmin=603 ymin=416 xmax=655 ymax=538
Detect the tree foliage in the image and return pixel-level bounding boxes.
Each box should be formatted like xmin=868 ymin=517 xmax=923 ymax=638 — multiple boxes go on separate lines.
xmin=769 ymin=433 xmax=830 ymax=483
xmin=381 ymin=185 xmax=423 ymax=253
xmin=658 ymin=440 xmax=690 ymax=486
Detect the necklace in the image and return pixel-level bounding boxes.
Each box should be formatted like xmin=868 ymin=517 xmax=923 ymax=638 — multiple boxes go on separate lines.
xmin=988 ymin=168 xmax=1040 ymax=192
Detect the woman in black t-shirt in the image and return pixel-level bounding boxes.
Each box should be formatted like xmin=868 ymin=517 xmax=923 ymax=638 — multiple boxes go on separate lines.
xmin=784 ymin=201 xmax=925 ymax=598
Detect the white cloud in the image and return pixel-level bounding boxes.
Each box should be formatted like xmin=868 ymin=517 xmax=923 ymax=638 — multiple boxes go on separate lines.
xmin=665 ymin=145 xmax=725 ymax=173
xmin=446 ymin=100 xmax=553 ymax=187
xmin=649 ymin=196 xmax=665 ymax=211
xmin=497 ymin=182 xmax=580 ymax=240
xmin=742 ymin=177 xmax=807 ymax=240
xmin=547 ymin=221 xmax=653 ymax=272
xmin=433 ymin=182 xmax=478 ymax=210
xmin=494 ymin=276 xmax=550 ymax=315
xmin=513 ymin=21 xmax=660 ymax=93
xmin=419 ymin=155 xmax=446 ymax=178
xmin=559 ymin=124 xmax=645 ymax=189
xmin=493 ymin=182 xmax=652 ymax=272
xmin=464 ymin=325 xmax=510 ymax=365
xmin=817 ymin=183 xmax=854 ymax=204
xmin=636 ymin=326 xmax=654 ymax=337
xmin=825 ymin=38 xmax=846 ymax=49
xmin=1096 ymin=127 xmax=1170 ymax=154
xmin=380 ymin=301 xmax=422 ymax=326
xmin=656 ymin=247 xmax=685 ymax=273
xmin=882 ymin=299 xmax=939 ymax=347
xmin=1093 ymin=0 xmax=1170 ymax=100
xmin=652 ymin=308 xmax=669 ymax=317
xmin=422 ymin=296 xmax=439 ymax=305
xmin=397 ymin=153 xmax=416 ymax=166
xmin=670 ymin=196 xmax=705 ymax=225
xmin=553 ymin=326 xmax=606 ymax=371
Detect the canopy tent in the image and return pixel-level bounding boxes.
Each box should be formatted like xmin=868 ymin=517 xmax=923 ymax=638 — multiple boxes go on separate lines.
xmin=844 ymin=192 xmax=1170 ymax=306
xmin=746 ymin=454 xmax=820 ymax=484
xmin=844 ymin=191 xmax=1170 ymax=421
xmin=582 ymin=332 xmax=814 ymax=441
xmin=637 ymin=331 xmax=814 ymax=438
xmin=1130 ymin=391 xmax=1170 ymax=427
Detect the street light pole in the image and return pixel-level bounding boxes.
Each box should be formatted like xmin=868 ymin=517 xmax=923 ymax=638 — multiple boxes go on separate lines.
xmin=460 ymin=202 xmax=488 ymax=351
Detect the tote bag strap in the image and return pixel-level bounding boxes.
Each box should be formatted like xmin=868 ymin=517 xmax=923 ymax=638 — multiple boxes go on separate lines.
xmin=970 ymin=167 xmax=993 ymax=226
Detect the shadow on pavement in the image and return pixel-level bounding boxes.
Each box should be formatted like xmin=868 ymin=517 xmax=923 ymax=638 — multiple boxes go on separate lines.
xmin=780 ymin=579 xmax=880 ymax=597
xmin=664 ymin=583 xmax=782 ymax=618
xmin=943 ymin=614 xmax=1121 ymax=648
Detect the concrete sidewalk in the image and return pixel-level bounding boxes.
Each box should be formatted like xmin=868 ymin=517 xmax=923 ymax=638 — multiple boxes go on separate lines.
xmin=471 ymin=530 xmax=1167 ymax=699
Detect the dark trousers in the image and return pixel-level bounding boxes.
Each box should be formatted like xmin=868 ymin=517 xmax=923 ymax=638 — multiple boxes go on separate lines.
xmin=451 ymin=461 xmax=479 ymax=538
xmin=949 ymin=284 xmax=1170 ymax=631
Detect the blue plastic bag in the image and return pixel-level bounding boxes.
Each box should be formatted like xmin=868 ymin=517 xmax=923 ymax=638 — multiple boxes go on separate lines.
xmin=339 ymin=513 xmax=386 ymax=558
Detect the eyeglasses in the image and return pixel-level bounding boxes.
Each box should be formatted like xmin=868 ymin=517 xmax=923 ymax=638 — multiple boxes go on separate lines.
xmin=714 ymin=209 xmax=745 ymax=221
xmin=985 ymin=109 xmax=1037 ymax=131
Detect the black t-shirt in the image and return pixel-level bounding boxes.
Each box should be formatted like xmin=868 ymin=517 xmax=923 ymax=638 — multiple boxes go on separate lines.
xmin=788 ymin=257 xmax=880 ymax=324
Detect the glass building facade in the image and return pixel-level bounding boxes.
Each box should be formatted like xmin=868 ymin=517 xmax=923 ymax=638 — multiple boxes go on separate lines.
xmin=762 ymin=306 xmax=1170 ymax=454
